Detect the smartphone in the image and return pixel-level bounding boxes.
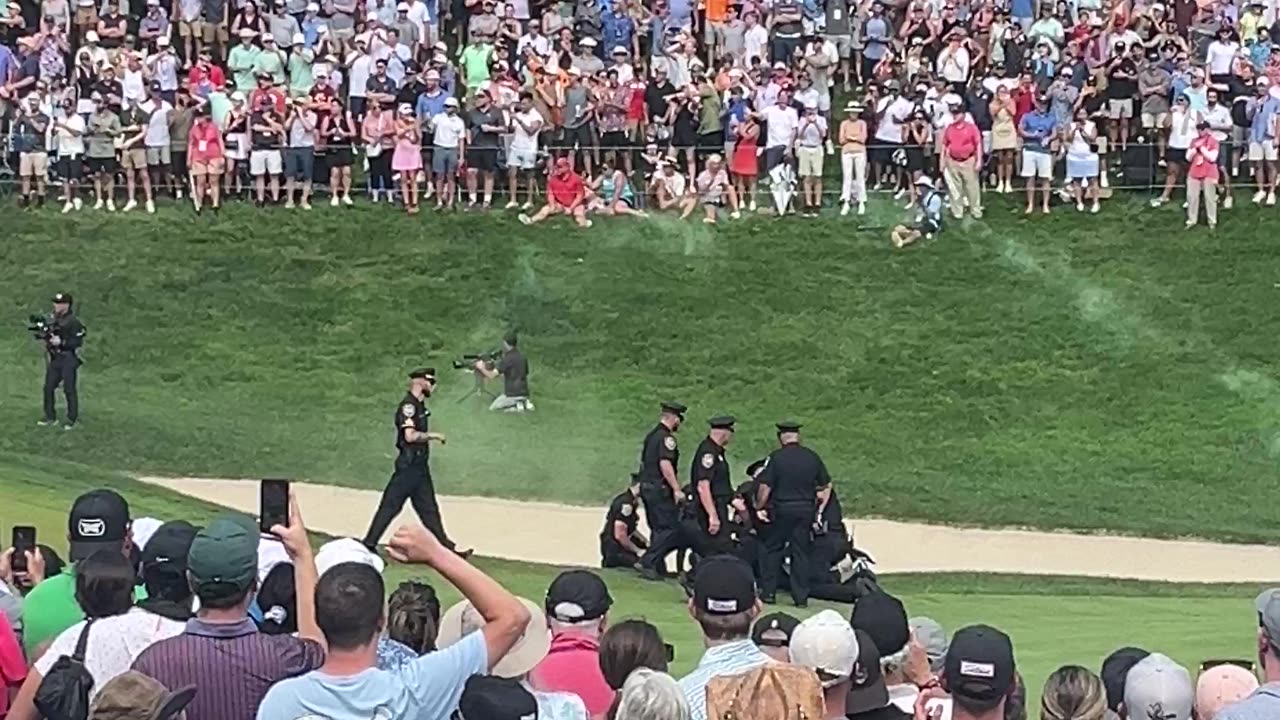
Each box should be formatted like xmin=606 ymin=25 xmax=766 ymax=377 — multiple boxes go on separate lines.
xmin=11 ymin=526 xmax=36 ymax=573
xmin=259 ymin=479 xmax=291 ymax=534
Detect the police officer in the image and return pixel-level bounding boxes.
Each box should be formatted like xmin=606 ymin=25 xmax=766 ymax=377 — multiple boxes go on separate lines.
xmin=362 ymin=368 xmax=472 ymax=558
xmin=38 ymin=292 xmax=87 ymax=430
xmin=600 ymin=473 xmax=648 ymax=569
xmin=687 ymin=415 xmax=737 ymax=561
xmin=637 ymin=401 xmax=686 ymax=581
xmin=755 ymin=420 xmax=831 ymax=608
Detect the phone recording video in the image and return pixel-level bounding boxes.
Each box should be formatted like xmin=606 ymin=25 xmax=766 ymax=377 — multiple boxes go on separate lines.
xmin=259 ymin=479 xmax=291 ymax=534
xmin=11 ymin=526 xmax=36 ymax=573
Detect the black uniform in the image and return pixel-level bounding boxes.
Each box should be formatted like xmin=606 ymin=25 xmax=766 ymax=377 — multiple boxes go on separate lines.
xmin=42 ymin=311 xmax=86 ymax=426
xmin=362 ymin=391 xmax=456 ymax=550
xmin=687 ymin=436 xmax=735 ymax=559
xmin=757 ymin=438 xmax=831 ymax=606
xmin=637 ymin=422 xmax=681 ymax=574
xmin=600 ymin=487 xmax=646 ymax=568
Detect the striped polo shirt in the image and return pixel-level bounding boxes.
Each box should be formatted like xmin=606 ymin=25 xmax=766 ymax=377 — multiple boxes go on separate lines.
xmin=678 ymin=638 xmax=772 ymax=720
xmin=132 ymin=617 xmax=324 ymax=720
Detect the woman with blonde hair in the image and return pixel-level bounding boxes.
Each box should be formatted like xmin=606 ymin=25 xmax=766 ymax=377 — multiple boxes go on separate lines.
xmin=1041 ymin=665 xmax=1107 ymax=720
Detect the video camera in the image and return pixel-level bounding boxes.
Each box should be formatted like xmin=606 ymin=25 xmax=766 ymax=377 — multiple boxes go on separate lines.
xmin=27 ymin=314 xmax=56 ymax=341
xmin=451 ymin=350 xmax=501 ymax=370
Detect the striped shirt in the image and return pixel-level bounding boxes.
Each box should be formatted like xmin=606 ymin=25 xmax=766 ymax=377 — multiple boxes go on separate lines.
xmin=678 ymin=639 xmax=772 ymax=720
xmin=132 ymin=617 xmax=324 ymax=720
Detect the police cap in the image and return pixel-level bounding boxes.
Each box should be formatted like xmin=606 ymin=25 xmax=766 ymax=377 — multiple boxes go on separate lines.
xmin=776 ymin=420 xmax=803 ymax=433
xmin=709 ymin=415 xmax=736 ymax=430
xmin=661 ymin=401 xmax=687 ymax=418
xmin=52 ymin=292 xmax=73 ymax=304
xmin=409 ymin=367 xmax=437 ymax=381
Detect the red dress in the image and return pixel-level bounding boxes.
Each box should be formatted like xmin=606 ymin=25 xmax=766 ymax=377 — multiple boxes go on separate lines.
xmin=730 ymin=122 xmax=759 ymax=178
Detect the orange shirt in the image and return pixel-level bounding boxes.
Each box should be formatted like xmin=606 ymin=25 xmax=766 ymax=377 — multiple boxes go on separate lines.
xmin=706 ymin=0 xmax=728 ymax=22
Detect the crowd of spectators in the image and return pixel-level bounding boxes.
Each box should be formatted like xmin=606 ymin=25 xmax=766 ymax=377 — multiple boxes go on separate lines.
xmin=2 ymin=486 xmax=1280 ymax=720
xmin=0 ymin=0 xmax=1278 ymax=227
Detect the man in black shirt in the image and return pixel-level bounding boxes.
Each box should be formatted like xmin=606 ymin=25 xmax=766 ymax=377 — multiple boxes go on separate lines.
xmin=1106 ymin=43 xmax=1139 ymax=152
xmin=637 ymin=401 xmax=686 ymax=581
xmin=755 ymin=420 xmax=831 ymax=607
xmin=465 ymin=91 xmax=505 ymax=208
xmin=37 ymin=292 xmax=87 ymax=430
xmin=362 ymin=368 xmax=472 ymax=557
xmin=686 ymin=416 xmax=736 ymax=563
xmin=473 ymin=332 xmax=532 ymax=412
xmin=599 ymin=473 xmax=648 ymax=569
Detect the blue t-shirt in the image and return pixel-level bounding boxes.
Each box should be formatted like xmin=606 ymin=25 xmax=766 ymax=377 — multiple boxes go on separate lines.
xmin=255 ymin=630 xmax=487 ymax=720
xmin=1020 ymin=110 xmax=1056 ymax=152
xmin=1011 ymin=0 xmax=1034 ymax=18
xmin=1250 ymin=96 xmax=1280 ymax=144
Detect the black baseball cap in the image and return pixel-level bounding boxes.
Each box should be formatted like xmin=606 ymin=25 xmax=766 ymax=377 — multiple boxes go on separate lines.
xmin=751 ymin=612 xmax=800 ymax=647
xmin=745 ymin=458 xmax=768 ymax=478
xmin=1101 ymin=647 xmax=1150 ymax=713
xmin=409 ymin=367 xmax=437 ymax=381
xmin=943 ymin=624 xmax=1017 ymax=711
xmin=847 ymin=628 xmax=892 ymax=714
xmin=693 ymin=554 xmax=756 ymax=615
xmin=140 ymin=520 xmax=198 ymax=576
xmin=661 ymin=401 xmax=687 ymax=417
xmin=68 ymin=489 xmax=131 ymax=561
xmin=709 ymin=415 xmax=736 ymax=430
xmin=52 ymin=292 xmax=73 ymax=304
xmin=458 ymin=676 xmax=537 ymax=720
xmin=850 ymin=591 xmax=910 ymax=656
xmin=545 ymin=569 xmax=612 ymax=622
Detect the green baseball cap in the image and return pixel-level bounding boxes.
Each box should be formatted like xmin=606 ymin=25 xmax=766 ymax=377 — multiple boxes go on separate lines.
xmin=187 ymin=516 xmax=259 ymax=601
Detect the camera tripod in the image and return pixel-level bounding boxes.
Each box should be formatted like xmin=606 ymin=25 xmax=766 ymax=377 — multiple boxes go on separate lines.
xmin=456 ymin=367 xmax=496 ymax=404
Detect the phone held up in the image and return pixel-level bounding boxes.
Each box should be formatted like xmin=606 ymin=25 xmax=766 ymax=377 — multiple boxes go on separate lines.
xmin=259 ymin=479 xmax=291 ymax=534
xmin=11 ymin=526 xmax=36 ymax=573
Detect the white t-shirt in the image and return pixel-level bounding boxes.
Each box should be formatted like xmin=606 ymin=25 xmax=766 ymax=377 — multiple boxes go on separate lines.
xmin=406 ymin=0 xmax=428 ymax=38
xmin=1205 ymin=40 xmax=1238 ymax=75
xmin=517 ymin=32 xmax=550 ymax=59
xmin=1203 ymin=103 xmax=1232 ymax=141
xmin=347 ymin=54 xmax=374 ymax=99
xmin=657 ymin=170 xmax=686 ymax=197
xmin=121 ymin=68 xmax=146 ymax=106
xmin=140 ymin=98 xmax=173 ymax=148
xmin=936 ymin=46 xmax=970 ymax=83
xmin=56 ymin=114 xmax=86 ymax=156
xmin=744 ymin=24 xmax=769 ymax=64
xmin=509 ymin=108 xmax=544 ymax=152
xmin=1168 ymin=108 xmax=1198 ymax=149
xmin=431 ymin=113 xmax=466 ymax=147
xmin=761 ymin=104 xmax=799 ymax=149
xmin=876 ymin=96 xmax=913 ymax=143
xmin=35 ymin=609 xmax=186 ymax=700
xmin=1066 ymin=120 xmax=1097 ymax=156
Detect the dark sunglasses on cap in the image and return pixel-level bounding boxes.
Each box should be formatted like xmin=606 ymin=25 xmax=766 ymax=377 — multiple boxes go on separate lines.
xmin=1201 ymin=659 xmax=1255 ymax=673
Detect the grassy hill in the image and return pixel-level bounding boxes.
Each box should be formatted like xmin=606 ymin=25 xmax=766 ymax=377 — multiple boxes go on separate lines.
xmin=2 ymin=193 xmax=1279 ymax=540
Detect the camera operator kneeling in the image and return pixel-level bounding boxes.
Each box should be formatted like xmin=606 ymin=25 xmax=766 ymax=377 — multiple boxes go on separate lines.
xmin=472 ymin=332 xmax=533 ymax=412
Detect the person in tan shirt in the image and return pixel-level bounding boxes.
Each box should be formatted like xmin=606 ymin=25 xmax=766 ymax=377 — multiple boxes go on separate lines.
xmin=838 ymin=102 xmax=868 ymax=216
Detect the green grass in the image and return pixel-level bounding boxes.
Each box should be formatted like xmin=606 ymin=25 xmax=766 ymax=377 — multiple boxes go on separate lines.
xmin=2 ymin=193 xmax=1280 ymax=542
xmin=0 ymin=458 xmax=1264 ymax=702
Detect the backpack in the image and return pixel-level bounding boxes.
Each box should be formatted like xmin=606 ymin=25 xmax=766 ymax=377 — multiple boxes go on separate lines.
xmin=706 ymin=664 xmax=826 ymax=720
xmin=34 ymin=619 xmax=96 ymax=720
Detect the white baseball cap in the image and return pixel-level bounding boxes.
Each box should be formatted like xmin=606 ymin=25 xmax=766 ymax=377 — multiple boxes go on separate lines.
xmin=156 ymin=35 xmax=169 ymax=46
xmin=1125 ymin=654 xmax=1193 ymax=720
xmin=444 ymin=96 xmax=459 ymax=107
xmin=580 ymin=36 xmax=597 ymax=47
xmin=85 ymin=30 xmax=99 ymax=41
xmin=790 ymin=610 xmax=860 ymax=688
xmin=612 ymin=45 xmax=627 ymax=55
xmin=290 ymin=31 xmax=304 ymax=45
xmin=314 ymin=538 xmax=386 ymax=577
xmin=305 ymin=1 xmax=319 ymax=8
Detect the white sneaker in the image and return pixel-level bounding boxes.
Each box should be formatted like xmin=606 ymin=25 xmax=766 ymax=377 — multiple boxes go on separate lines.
xmin=175 ymin=189 xmax=184 ymax=199
xmin=301 ymin=201 xmax=312 ymax=211
xmin=893 ymin=188 xmax=906 ymax=200
xmin=1253 ymin=190 xmax=1266 ymax=204
xmin=1091 ymin=202 xmax=1100 ymax=214
xmin=371 ymin=192 xmax=381 ymax=204
xmin=1100 ymin=174 xmax=1110 ymax=189
xmin=748 ymin=201 xmax=757 ymax=212
xmin=424 ymin=183 xmax=434 ymax=198
xmin=62 ymin=201 xmax=73 ymax=214
xmin=73 ymin=198 xmax=82 ymax=210
xmin=145 ymin=199 xmax=155 ymax=213
xmin=330 ymin=195 xmax=340 ymax=207
xmin=521 ymin=201 xmax=533 ymax=210
xmin=1181 ymin=201 xmax=1189 ymax=210
xmin=505 ymin=200 xmax=519 ymax=210
xmin=518 ymin=213 xmax=532 ymax=225
xmin=123 ymin=199 xmax=137 ymax=212
xmin=342 ymin=194 xmax=354 ymax=206
xmin=1268 ymin=192 xmax=1277 ymax=206
xmin=106 ymin=199 xmax=116 ymax=212
xmin=93 ymin=198 xmax=104 ymax=210
xmin=285 ymin=200 xmax=296 ymax=209
xmin=583 ymin=219 xmax=593 ymax=228
xmin=1223 ymin=195 xmax=1234 ymax=209
xmin=729 ymin=210 xmax=741 ymax=219
xmin=1185 ymin=220 xmax=1196 ymax=229
xmin=857 ymin=203 xmax=866 ymax=216
xmin=1149 ymin=198 xmax=1165 ymax=208
xmin=840 ymin=203 xmax=850 ymax=216
xmin=1076 ymin=201 xmax=1085 ymax=212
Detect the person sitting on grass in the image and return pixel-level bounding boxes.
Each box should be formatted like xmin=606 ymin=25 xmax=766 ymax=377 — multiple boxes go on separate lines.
xmin=679 ymin=154 xmax=739 ymax=223
xmin=519 ymin=157 xmax=593 ymax=228
xmin=648 ymin=158 xmax=689 ymax=211
xmin=891 ymin=176 xmax=945 ymax=248
xmin=588 ymin=158 xmax=648 ymax=217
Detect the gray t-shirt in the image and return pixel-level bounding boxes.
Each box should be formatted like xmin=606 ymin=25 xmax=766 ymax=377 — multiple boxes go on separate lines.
xmin=201 ymin=0 xmax=225 ymax=24
xmin=287 ymin=110 xmax=317 ymax=147
xmin=466 ymin=106 xmax=503 ymax=148
xmin=722 ymin=19 xmax=746 ymax=56
xmin=564 ymin=84 xmax=591 ymax=128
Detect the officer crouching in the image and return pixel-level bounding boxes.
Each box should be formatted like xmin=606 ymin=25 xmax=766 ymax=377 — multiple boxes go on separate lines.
xmin=600 ymin=474 xmax=649 ymax=570
xmin=37 ymin=292 xmax=87 ymax=430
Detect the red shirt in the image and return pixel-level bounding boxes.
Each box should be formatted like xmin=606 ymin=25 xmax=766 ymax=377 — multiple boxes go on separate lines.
xmin=249 ymin=87 xmax=286 ymax=114
xmin=943 ymin=119 xmax=982 ymax=161
xmin=547 ymin=170 xmax=585 ymax=206
xmin=528 ymin=632 xmax=614 ymax=717
xmin=1187 ymin=133 xmax=1220 ymax=182
xmin=187 ymin=64 xmax=226 ymax=94
xmin=188 ymin=119 xmax=225 ymax=162
xmin=0 ymin=613 xmax=27 ymax=718
xmin=1013 ymin=86 xmax=1035 ymax=125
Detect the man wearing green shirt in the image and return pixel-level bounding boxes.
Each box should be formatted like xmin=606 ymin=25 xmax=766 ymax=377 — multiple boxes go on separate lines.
xmin=228 ymin=28 xmax=263 ymax=92
xmin=22 ymin=489 xmax=138 ymax=656
xmin=459 ymin=34 xmax=494 ymax=96
xmin=287 ymin=36 xmax=315 ymax=97
xmin=254 ymin=34 xmax=288 ymax=85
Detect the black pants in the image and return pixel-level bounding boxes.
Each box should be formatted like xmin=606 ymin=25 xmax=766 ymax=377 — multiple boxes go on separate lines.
xmin=43 ymin=353 xmax=79 ymax=424
xmin=639 ymin=484 xmax=682 ymax=573
xmin=363 ymin=459 xmax=455 ymax=549
xmin=758 ymin=504 xmax=815 ymax=605
xmin=685 ymin=508 xmax=736 ymax=561
xmin=600 ymin=539 xmax=641 ymax=569
xmin=368 ymin=152 xmax=393 ymax=194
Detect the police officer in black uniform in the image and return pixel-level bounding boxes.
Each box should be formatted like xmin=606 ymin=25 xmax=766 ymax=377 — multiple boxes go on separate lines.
xmin=755 ymin=420 xmax=831 ymax=608
xmin=687 ymin=415 xmax=737 ymax=562
xmin=362 ymin=368 xmax=472 ymax=557
xmin=637 ymin=401 xmax=687 ymax=581
xmin=600 ymin=473 xmax=648 ymax=569
xmin=38 ymin=292 xmax=87 ymax=430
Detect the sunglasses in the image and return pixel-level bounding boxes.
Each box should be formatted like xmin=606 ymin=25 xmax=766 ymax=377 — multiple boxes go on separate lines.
xmin=1201 ymin=659 xmax=1255 ymax=673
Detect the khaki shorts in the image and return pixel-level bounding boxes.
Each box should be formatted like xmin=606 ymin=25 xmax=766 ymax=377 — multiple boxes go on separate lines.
xmin=1108 ymin=98 xmax=1134 ymax=120
xmin=1140 ymin=112 xmax=1168 ymax=129
xmin=829 ymin=33 xmax=853 ymax=59
xmin=190 ymin=158 xmax=226 ymax=175
xmin=74 ymin=5 xmax=97 ymax=27
xmin=797 ymin=146 xmax=824 ymax=177
xmin=178 ymin=19 xmax=200 ymax=37
xmin=19 ymin=152 xmax=49 ymax=177
xmin=146 ymin=146 xmax=171 ymax=166
xmin=121 ymin=147 xmax=148 ymax=170
xmin=202 ymin=22 xmax=228 ymax=44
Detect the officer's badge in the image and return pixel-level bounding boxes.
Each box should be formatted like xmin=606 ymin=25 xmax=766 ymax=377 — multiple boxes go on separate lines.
xmin=621 ymin=504 xmax=633 ymax=517
xmin=663 ymin=436 xmax=676 ymax=451
xmin=701 ymin=453 xmax=715 ymax=469
xmin=401 ymin=404 xmax=415 ymax=417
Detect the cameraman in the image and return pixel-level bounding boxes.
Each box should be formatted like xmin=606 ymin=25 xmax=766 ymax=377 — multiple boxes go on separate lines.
xmin=472 ymin=332 xmax=532 ymax=412
xmin=37 ymin=293 xmax=86 ymax=430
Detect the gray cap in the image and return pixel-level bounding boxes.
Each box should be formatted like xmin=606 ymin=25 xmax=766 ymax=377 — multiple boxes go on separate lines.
xmin=909 ymin=617 xmax=948 ymax=672
xmin=1254 ymin=588 xmax=1280 ymax=616
xmin=1261 ymin=593 xmax=1280 ymax=647
xmin=1124 ymin=654 xmax=1193 ymax=720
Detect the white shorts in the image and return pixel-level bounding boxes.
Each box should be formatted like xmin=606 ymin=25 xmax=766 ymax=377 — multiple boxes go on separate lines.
xmin=1020 ymin=150 xmax=1053 ymax=179
xmin=250 ymin=149 xmax=283 ymax=176
xmin=1248 ymin=141 xmax=1278 ymax=162
xmin=227 ymin=132 xmax=250 ymax=161
xmin=507 ymin=147 xmax=537 ymax=170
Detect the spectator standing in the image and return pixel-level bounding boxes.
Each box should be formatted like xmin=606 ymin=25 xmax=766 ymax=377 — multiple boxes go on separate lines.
xmin=1153 ymin=94 xmax=1198 ymax=207
xmin=1041 ymin=666 xmax=1106 ymax=720
xmin=505 ymin=91 xmax=543 ymax=210
xmin=796 ymin=101 xmax=828 ymax=216
xmin=599 ymin=619 xmax=670 ymax=713
xmin=1247 ymin=78 xmax=1280 ymax=205
xmin=85 ymin=94 xmax=121 ymax=211
xmin=939 ymin=626 xmax=1017 ymax=720
xmin=52 ymin=96 xmax=85 ymax=212
xmin=678 ymin=555 xmax=768 ymax=720
xmin=1019 ymin=93 xmax=1056 ymax=213
xmin=188 ymin=103 xmax=225 ymax=212
xmin=1220 ymin=594 xmax=1280 ymax=719
xmin=283 ymin=98 xmax=317 ymax=209
xmin=322 ymin=96 xmax=356 ymax=206
xmin=1123 ymin=654 xmax=1193 ymax=720
xmin=839 ymin=102 xmax=868 ymax=215
xmin=139 ymin=82 xmax=174 ymax=203
xmin=1203 ymin=89 xmax=1234 ymax=209
xmin=750 ymin=613 xmax=799 ymax=663
xmin=528 ymin=570 xmax=614 ymax=717
xmin=228 ymin=29 xmax=261 ymax=91
xmin=1195 ymin=664 xmax=1258 ymax=720
xmin=429 ymin=96 xmax=465 ymax=209
xmin=362 ymin=99 xmax=396 ymax=202
xmin=729 ymin=111 xmax=760 ymax=212
xmin=465 ymin=90 xmax=503 ymax=208
xmin=990 ymin=85 xmax=1018 ymax=192
xmin=392 ymin=103 xmax=422 ymax=213
xmin=1138 ymin=57 xmax=1172 ymax=161
xmin=1186 ymin=120 xmax=1221 ymax=228
xmin=131 ymin=507 xmax=325 ymax=720
xmin=249 ymin=101 xmax=284 ymax=204
xmin=942 ymin=100 xmax=983 ymax=219
xmin=788 ymin=609 xmax=859 ymax=720
xmin=387 ymin=580 xmax=442 ymax=655
xmin=1063 ymin=105 xmax=1102 ymax=213
xmin=14 ymin=95 xmax=51 ymax=208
